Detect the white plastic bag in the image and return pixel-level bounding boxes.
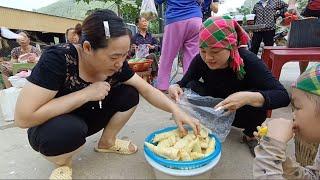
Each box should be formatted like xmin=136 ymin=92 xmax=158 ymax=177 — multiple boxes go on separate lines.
xmin=0 ymin=27 xmax=23 ymax=39
xmin=136 ymin=44 xmax=149 ymax=58
xmin=177 ymin=89 xmax=236 ymax=142
xmin=8 ymin=76 xmax=28 ymax=88
xmin=0 ymin=87 xmax=21 ymax=122
xmin=140 ymin=0 xmax=158 ymax=21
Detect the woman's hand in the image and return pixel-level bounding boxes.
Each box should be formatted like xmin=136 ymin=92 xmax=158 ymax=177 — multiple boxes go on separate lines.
xmin=215 ymin=91 xmax=264 ymax=112
xmin=172 ymin=109 xmax=201 ymax=136
xmin=17 ymin=53 xmax=38 ymax=63
xmin=124 ymin=74 xmax=200 ymax=135
xmin=168 ymin=84 xmax=183 ymax=102
xmin=147 ymin=44 xmax=155 ymax=50
xmin=27 ymin=53 xmax=37 ymax=63
xmin=82 ymin=82 xmax=111 ymax=101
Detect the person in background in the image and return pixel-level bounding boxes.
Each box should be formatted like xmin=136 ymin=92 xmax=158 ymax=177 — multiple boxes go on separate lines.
xmin=65 ymin=25 xmax=80 ymax=44
xmin=202 ymin=0 xmax=219 ymax=20
xmin=0 ymin=30 xmax=41 ymax=88
xmin=131 ymin=16 xmax=160 ymax=79
xmin=253 ymin=64 xmax=320 ymax=179
xmin=155 ymin=0 xmax=203 ymax=92
xmin=250 ymin=0 xmax=288 ymax=55
xmin=299 ymin=0 xmax=320 ymax=74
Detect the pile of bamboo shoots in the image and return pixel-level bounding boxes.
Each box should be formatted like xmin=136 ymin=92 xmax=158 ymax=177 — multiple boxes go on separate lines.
xmin=145 ymin=128 xmax=216 ymax=161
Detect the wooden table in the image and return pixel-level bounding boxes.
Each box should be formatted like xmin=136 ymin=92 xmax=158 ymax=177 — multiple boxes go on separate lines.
xmin=269 ymin=48 xmax=320 ymax=80
xmin=261 ymin=46 xmax=287 ymax=69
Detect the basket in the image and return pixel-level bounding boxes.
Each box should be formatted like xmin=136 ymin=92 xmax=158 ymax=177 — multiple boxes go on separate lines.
xmin=144 ymin=126 xmax=222 ymax=170
xmin=294 ymin=135 xmax=319 ymax=166
xmin=128 ymin=59 xmax=153 ymax=72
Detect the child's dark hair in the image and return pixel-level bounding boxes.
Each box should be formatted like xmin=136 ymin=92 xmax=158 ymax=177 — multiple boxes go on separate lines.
xmin=75 ymin=9 xmax=129 ymax=50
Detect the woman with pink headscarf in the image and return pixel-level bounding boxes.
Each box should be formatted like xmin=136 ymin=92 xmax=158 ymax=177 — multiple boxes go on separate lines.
xmin=168 ymin=16 xmax=290 ymax=156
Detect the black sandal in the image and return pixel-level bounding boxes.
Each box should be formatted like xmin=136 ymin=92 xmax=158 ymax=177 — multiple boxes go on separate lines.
xmin=242 ymin=135 xmax=258 ymax=157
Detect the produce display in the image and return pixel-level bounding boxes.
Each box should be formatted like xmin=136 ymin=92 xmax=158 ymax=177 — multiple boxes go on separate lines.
xmin=144 ymin=128 xmax=216 ymax=161
xmin=128 ymin=58 xmax=146 ymax=63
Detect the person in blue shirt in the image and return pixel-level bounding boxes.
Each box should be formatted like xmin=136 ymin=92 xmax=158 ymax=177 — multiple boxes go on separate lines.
xmin=155 ymin=0 xmax=203 ymax=92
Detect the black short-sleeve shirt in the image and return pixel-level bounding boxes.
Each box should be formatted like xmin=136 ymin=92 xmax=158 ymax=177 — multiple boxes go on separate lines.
xmin=27 ymin=43 xmax=134 ymax=98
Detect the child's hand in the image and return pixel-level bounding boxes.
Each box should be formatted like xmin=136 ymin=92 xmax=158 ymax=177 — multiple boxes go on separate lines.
xmin=264 ymin=118 xmax=294 ymax=143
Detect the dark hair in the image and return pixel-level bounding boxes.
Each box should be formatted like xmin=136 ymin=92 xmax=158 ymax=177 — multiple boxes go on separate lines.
xmin=65 ymin=27 xmax=75 ymax=36
xmin=75 ymin=9 xmax=129 ymax=50
xmin=135 ymin=16 xmax=147 ymax=25
xmin=75 ymin=23 xmax=81 ymax=34
xmin=135 ymin=17 xmax=142 ymax=25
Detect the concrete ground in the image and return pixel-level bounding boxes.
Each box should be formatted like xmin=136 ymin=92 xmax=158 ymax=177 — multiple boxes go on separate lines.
xmin=0 ymin=62 xmax=304 ymax=179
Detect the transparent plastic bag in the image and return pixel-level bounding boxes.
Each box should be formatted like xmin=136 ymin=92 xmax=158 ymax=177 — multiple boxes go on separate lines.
xmin=136 ymin=44 xmax=149 ymax=58
xmin=177 ymin=89 xmax=236 ymax=142
xmin=140 ymin=0 xmax=158 ymax=21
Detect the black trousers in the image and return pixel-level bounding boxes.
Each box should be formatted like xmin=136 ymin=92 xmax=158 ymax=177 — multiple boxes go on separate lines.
xmin=250 ymin=30 xmax=276 ymax=55
xmin=27 ymin=84 xmax=139 ymax=156
xmin=186 ymin=81 xmax=267 ymax=137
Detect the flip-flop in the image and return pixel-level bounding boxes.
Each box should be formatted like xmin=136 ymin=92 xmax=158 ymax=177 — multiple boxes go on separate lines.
xmin=49 ymin=166 xmax=72 ymax=180
xmin=94 ymin=139 xmax=138 ymax=155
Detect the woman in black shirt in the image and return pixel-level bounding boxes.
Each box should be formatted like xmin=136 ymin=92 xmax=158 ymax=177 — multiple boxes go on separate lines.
xmin=15 ymin=10 xmax=200 ymax=179
xmin=168 ymin=16 xmax=290 ymax=156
